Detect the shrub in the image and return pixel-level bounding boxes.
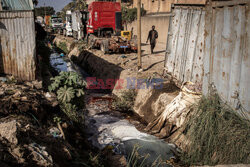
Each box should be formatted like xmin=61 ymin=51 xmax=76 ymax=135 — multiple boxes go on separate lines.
xmin=49 ymin=71 xmax=86 ymax=122
xmin=122 ymin=7 xmax=146 ymax=29
xmin=113 ymin=89 xmax=137 ymax=112
xmin=58 ymin=42 xmax=69 ymax=54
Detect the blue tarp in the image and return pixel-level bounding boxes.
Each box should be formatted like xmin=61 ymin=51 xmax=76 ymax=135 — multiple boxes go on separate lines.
xmin=1 ymin=0 xmax=34 ymax=11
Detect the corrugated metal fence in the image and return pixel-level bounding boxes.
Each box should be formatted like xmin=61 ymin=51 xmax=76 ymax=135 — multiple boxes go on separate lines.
xmin=165 ymin=6 xmax=205 ymax=86
xmin=0 ymin=10 xmax=36 ymax=80
xmin=203 ymin=0 xmax=250 ymax=118
xmin=165 ymin=0 xmax=249 ymax=118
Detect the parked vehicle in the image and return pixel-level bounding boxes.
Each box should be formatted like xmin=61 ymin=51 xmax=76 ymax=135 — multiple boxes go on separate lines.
xmin=86 ymin=2 xmax=137 ymax=54
xmin=45 ymin=15 xmax=51 ymax=27
xmin=50 ymin=15 xmax=63 ymax=33
xmin=72 ymin=11 xmax=88 ymax=40
xmin=63 ymin=10 xmax=73 ymax=37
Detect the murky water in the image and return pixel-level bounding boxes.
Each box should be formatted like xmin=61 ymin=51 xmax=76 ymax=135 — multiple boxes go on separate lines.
xmin=50 ymin=51 xmax=176 ymax=166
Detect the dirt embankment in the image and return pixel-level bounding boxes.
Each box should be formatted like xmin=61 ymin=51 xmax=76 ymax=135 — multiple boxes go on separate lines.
xmin=0 ymin=79 xmax=100 ymax=167
xmin=53 ymin=35 xmax=179 ymax=123
xmin=54 ymin=35 xmax=181 ymax=132
xmin=53 ymin=35 xmax=250 ymax=166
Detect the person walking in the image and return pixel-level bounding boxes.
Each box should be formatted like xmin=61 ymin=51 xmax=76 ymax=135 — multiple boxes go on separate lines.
xmin=146 ymin=25 xmax=158 ymax=54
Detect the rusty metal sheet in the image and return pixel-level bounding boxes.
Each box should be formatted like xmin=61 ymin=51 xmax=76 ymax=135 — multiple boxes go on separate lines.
xmin=165 ymin=6 xmax=205 ymax=86
xmin=203 ymin=2 xmax=250 ymax=118
xmin=0 ymin=10 xmax=36 ymax=80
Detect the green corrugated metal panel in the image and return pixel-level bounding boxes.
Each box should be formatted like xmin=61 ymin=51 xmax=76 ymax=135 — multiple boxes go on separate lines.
xmin=1 ymin=0 xmax=34 ymax=11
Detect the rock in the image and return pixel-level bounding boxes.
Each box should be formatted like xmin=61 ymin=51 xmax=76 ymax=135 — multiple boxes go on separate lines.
xmin=20 ymin=96 xmax=28 ymax=102
xmin=32 ymin=81 xmax=43 ymax=90
xmin=12 ymin=91 xmax=22 ymax=98
xmin=61 ymin=122 xmax=68 ymax=129
xmin=0 ymin=90 xmax=5 ymax=96
xmin=0 ymin=120 xmax=18 ymax=145
xmin=133 ymin=82 xmax=179 ymax=123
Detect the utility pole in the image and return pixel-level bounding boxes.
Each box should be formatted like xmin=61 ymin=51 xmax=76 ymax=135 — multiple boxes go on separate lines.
xmin=44 ymin=3 xmax=46 ymax=17
xmin=137 ymin=0 xmax=142 ymax=70
xmin=0 ymin=0 xmax=2 ymax=11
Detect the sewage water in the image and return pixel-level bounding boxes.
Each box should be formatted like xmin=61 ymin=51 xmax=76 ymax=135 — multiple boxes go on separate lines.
xmin=50 ymin=51 xmax=176 ymax=166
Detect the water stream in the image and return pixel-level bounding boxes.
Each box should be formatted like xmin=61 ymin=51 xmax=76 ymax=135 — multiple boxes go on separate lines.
xmin=50 ymin=51 xmax=176 ymax=166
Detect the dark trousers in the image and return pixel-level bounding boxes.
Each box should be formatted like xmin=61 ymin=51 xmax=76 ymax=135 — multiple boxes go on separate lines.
xmin=150 ymin=42 xmax=156 ymax=54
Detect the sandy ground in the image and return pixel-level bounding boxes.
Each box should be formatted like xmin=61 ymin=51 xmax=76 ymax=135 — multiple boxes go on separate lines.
xmin=89 ymin=41 xmax=166 ymax=79
xmin=55 ymin=34 xmax=166 ymax=79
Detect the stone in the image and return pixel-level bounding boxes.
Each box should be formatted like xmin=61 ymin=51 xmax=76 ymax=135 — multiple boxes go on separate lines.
xmin=0 ymin=120 xmax=18 ymax=145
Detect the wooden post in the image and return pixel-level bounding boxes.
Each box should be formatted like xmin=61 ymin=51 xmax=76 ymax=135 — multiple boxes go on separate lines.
xmin=137 ymin=0 xmax=142 ymax=70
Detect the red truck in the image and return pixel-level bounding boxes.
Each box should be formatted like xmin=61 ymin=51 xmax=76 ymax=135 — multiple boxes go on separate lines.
xmin=87 ymin=2 xmax=122 ymax=36
xmin=86 ymin=2 xmax=137 ymax=54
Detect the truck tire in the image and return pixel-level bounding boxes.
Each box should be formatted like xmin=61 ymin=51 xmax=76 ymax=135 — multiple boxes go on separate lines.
xmin=100 ymin=40 xmax=109 ymax=54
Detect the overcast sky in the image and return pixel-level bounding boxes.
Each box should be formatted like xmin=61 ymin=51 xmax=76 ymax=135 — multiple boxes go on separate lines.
xmin=37 ymin=0 xmax=72 ymax=12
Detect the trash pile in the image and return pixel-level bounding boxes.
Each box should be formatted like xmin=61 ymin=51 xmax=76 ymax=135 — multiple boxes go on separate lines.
xmin=0 ymin=80 xmax=57 ymax=117
xmin=0 ymin=78 xmax=106 ymax=167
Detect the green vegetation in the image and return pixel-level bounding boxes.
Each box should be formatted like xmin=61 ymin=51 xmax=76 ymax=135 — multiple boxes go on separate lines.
xmin=122 ymin=7 xmax=146 ymax=23
xmin=49 ymin=71 xmax=86 ymax=123
xmin=58 ymin=0 xmax=87 ymax=21
xmin=58 ymin=42 xmax=69 ymax=54
xmin=122 ymin=6 xmax=146 ymax=29
xmin=181 ymin=94 xmax=250 ymax=165
xmin=113 ymin=89 xmax=137 ymax=112
xmin=34 ymin=6 xmax=55 ymax=17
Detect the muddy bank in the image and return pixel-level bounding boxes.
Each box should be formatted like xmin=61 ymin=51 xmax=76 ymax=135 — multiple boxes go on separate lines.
xmin=51 ymin=37 xmax=180 ymax=166
xmin=0 ymin=80 xmax=88 ymax=167
xmin=53 ymin=35 xmax=250 ymax=166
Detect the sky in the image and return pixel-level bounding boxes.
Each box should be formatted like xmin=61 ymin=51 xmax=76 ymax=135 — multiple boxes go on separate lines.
xmin=37 ymin=0 xmax=72 ymax=12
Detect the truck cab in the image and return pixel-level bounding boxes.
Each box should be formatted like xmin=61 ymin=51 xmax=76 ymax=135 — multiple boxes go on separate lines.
xmin=64 ymin=10 xmax=73 ymax=37
xmin=50 ymin=15 xmax=63 ymax=30
xmin=86 ymin=2 xmax=122 ymax=37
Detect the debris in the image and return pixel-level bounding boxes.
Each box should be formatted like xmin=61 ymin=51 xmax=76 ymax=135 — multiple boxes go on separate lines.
xmin=0 ymin=77 xmax=7 ymax=82
xmin=0 ymin=81 xmax=58 ymax=116
xmin=27 ymin=143 xmax=53 ymax=167
xmin=145 ymin=82 xmax=201 ymax=138
xmin=121 ymin=55 xmax=127 ymax=59
xmin=49 ymin=127 xmax=63 ymax=138
xmin=0 ymin=120 xmax=18 ymax=145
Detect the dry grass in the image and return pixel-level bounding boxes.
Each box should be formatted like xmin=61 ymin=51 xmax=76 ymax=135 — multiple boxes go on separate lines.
xmin=181 ymin=94 xmax=250 ymax=165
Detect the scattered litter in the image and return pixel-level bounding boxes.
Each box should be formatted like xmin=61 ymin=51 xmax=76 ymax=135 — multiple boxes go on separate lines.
xmin=27 ymin=143 xmax=53 ymax=167
xmin=49 ymin=127 xmax=63 ymax=138
xmin=121 ymin=55 xmax=127 ymax=58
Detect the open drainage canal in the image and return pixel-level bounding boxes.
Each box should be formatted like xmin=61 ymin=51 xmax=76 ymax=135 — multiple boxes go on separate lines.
xmin=50 ymin=51 xmax=176 ymax=166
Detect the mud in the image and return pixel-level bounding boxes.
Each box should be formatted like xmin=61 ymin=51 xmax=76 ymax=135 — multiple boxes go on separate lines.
xmin=0 ymin=79 xmax=114 ymax=167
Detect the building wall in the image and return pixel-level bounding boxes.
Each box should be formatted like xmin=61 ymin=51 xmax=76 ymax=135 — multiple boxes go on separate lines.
xmin=0 ymin=11 xmax=36 ymax=80
xmin=131 ymin=0 xmax=174 ymax=13
xmin=131 ymin=0 xmax=206 ymax=14
xmin=127 ymin=15 xmax=170 ymax=45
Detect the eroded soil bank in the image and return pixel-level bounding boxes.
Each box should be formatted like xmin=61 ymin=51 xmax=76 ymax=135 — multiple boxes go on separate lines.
xmin=54 ymin=34 xmax=250 ymax=166
xmin=53 ymin=36 xmax=179 ymax=166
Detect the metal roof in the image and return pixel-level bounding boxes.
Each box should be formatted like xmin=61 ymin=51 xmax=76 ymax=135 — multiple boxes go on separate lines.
xmin=1 ymin=0 xmax=34 ymax=11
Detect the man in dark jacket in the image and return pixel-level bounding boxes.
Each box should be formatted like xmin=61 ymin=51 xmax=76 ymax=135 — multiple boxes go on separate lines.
xmin=146 ymin=25 xmax=158 ymax=54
